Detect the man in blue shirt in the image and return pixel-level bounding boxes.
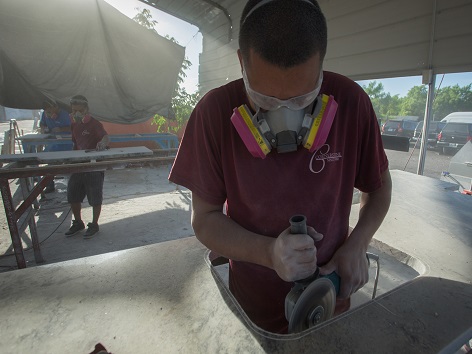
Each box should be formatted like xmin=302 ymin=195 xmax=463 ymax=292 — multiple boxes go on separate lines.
xmin=40 ymin=99 xmax=71 ymax=138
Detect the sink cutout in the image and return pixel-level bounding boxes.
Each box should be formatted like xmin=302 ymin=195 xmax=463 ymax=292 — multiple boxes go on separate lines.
xmin=205 ymin=240 xmax=427 ymax=339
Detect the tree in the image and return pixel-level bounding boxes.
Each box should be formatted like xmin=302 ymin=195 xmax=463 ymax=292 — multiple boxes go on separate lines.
xmin=400 ymin=86 xmax=427 ymax=119
xmin=433 ymin=84 xmax=472 ymax=120
xmin=362 ymin=79 xmax=472 ymax=123
xmin=362 ymin=81 xmax=401 ymax=122
xmin=133 ymin=8 xmax=199 ymax=138
xmin=153 ymin=88 xmax=200 ymax=138
xmin=362 ymin=81 xmax=386 ymax=119
xmin=132 ymin=8 xmax=158 ymax=30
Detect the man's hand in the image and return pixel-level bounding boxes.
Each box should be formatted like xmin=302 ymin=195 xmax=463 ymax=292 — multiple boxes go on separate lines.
xmin=320 ymin=170 xmax=392 ymax=299
xmin=96 ymin=141 xmax=108 ymax=151
xmin=319 ymin=239 xmax=369 ymax=299
xmin=271 ymin=226 xmax=323 ymax=282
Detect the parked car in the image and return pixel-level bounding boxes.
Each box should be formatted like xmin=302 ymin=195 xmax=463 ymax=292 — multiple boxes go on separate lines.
xmin=436 ymin=122 xmax=472 ymax=154
xmin=381 ymin=119 xmax=418 ymax=140
xmin=411 ymin=121 xmax=446 ymax=149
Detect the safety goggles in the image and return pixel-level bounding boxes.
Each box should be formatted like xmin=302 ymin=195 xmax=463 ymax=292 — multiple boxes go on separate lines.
xmin=242 ymin=68 xmax=323 ymax=111
xmin=70 ymin=98 xmax=88 ymax=105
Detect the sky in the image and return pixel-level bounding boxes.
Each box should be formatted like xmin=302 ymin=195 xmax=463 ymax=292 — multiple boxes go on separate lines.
xmin=104 ymin=0 xmax=471 ymax=97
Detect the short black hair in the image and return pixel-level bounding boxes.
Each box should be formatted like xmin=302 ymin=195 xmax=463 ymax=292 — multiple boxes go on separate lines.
xmin=70 ymin=95 xmax=89 ymax=108
xmin=239 ymin=0 xmax=327 ymax=68
xmin=42 ymin=98 xmax=58 ymax=110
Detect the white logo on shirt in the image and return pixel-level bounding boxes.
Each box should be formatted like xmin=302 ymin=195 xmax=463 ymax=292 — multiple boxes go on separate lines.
xmin=82 ymin=130 xmax=90 ymax=136
xmin=309 ymin=144 xmax=342 ymax=174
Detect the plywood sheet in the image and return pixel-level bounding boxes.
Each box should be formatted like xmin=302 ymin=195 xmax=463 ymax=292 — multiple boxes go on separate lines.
xmin=0 ymin=146 xmax=153 ymax=164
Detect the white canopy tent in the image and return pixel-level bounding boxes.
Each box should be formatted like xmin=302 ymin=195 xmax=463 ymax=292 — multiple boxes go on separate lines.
xmin=0 ymin=0 xmax=185 ymax=123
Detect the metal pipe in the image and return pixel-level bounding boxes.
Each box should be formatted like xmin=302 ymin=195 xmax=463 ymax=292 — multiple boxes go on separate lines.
xmin=417 ymin=0 xmax=438 ymax=176
xmin=418 ymin=71 xmax=436 ymax=175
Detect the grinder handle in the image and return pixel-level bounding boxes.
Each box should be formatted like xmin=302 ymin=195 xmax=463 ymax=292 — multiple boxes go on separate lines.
xmin=289 ymin=215 xmax=319 ymax=283
xmin=289 ymin=215 xmax=308 ymax=235
xmin=289 ymin=215 xmax=341 ymax=294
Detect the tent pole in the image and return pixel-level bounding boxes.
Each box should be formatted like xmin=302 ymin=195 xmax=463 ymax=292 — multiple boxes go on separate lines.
xmin=417 ymin=0 xmax=438 ymax=176
xmin=417 ymin=70 xmax=436 ymax=175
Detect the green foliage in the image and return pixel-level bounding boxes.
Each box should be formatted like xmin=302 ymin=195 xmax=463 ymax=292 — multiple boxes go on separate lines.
xmin=152 ymin=89 xmax=200 ymax=136
xmin=363 ymin=81 xmax=402 ymax=121
xmin=433 ymin=84 xmax=472 ymax=119
xmin=132 ymin=8 xmax=158 ymax=31
xmin=133 ymin=8 xmax=199 ymax=137
xmin=399 ymin=86 xmax=428 ymax=118
xmin=362 ymin=80 xmax=472 ymax=122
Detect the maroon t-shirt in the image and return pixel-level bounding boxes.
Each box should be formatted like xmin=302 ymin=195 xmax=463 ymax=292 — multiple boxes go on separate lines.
xmin=71 ymin=117 xmax=108 ymax=150
xmin=169 ymin=71 xmax=389 ymax=333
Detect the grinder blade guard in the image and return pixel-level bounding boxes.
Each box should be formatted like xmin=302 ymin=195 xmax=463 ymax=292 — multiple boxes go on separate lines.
xmin=285 ymin=277 xmax=336 ymax=333
xmin=285 ymin=215 xmax=339 ymax=334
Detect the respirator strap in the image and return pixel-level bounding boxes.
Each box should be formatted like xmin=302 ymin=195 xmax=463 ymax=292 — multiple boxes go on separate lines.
xmin=303 ymin=94 xmax=338 ymax=152
xmin=231 ymin=105 xmax=271 ymax=158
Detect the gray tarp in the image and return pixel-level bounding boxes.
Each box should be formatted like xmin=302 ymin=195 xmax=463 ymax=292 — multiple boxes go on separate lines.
xmin=0 ymin=0 xmax=185 ymax=123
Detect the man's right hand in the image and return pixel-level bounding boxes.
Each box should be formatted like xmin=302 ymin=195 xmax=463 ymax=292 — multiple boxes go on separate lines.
xmin=271 ymin=226 xmax=323 ymax=282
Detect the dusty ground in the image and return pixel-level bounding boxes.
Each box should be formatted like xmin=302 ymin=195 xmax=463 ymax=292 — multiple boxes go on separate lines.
xmin=0 ymin=165 xmax=194 ymax=271
xmin=0 ymin=119 xmax=194 ymax=271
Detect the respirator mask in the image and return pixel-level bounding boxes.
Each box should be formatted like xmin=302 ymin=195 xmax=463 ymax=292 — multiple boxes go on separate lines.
xmin=73 ymin=112 xmax=84 ymax=122
xmin=71 ymin=112 xmax=92 ymax=124
xmin=231 ymin=70 xmax=338 ymax=158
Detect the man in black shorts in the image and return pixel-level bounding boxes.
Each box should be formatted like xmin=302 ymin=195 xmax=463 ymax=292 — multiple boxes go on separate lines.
xmin=65 ymin=95 xmax=110 ymax=238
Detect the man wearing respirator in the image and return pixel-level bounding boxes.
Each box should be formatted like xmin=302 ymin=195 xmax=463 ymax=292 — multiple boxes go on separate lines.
xmin=169 ymin=0 xmax=392 ymax=333
xmin=65 ymin=95 xmax=109 ymax=239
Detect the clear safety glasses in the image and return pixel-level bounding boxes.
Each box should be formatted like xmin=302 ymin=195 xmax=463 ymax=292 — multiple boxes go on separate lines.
xmin=70 ymin=98 xmax=88 ymax=105
xmin=242 ymin=68 xmax=323 ymax=111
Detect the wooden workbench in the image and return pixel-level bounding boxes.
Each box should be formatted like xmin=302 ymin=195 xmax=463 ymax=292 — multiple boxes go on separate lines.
xmin=0 ymin=147 xmax=176 ymax=269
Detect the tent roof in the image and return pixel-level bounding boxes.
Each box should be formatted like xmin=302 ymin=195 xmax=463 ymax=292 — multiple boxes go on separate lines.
xmin=0 ymin=0 xmax=185 ymax=123
xmin=142 ymin=0 xmax=472 ymax=81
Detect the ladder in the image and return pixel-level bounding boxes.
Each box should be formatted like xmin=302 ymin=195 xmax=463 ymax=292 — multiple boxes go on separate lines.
xmin=1 ymin=119 xmax=23 ymax=154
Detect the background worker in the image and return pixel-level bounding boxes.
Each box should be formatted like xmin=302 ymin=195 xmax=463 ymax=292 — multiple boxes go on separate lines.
xmin=169 ymin=0 xmax=392 ymax=333
xmin=65 ymin=95 xmax=109 ymax=239
xmin=39 ymin=99 xmax=72 ymax=193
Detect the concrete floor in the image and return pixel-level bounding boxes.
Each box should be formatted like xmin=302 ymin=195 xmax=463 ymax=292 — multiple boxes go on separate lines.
xmin=0 ymin=118 xmax=195 ymax=271
xmin=0 ymin=165 xmax=193 ymax=271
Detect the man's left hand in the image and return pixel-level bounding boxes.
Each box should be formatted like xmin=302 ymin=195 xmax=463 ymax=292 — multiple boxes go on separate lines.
xmin=96 ymin=141 xmax=107 ymax=151
xmin=318 ymin=240 xmax=369 ymax=299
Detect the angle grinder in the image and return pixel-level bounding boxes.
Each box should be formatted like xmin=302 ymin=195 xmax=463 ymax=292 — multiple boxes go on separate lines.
xmin=284 ymin=215 xmax=341 ymax=333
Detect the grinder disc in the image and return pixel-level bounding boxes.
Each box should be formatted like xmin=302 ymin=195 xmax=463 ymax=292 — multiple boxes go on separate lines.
xmin=287 ymin=278 xmax=336 ymax=333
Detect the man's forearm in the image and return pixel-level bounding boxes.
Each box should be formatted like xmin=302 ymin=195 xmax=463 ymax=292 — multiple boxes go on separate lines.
xmin=348 ymin=169 xmax=392 ymax=251
xmin=101 ymin=135 xmax=110 ymax=146
xmin=192 ymin=204 xmax=275 ymax=269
